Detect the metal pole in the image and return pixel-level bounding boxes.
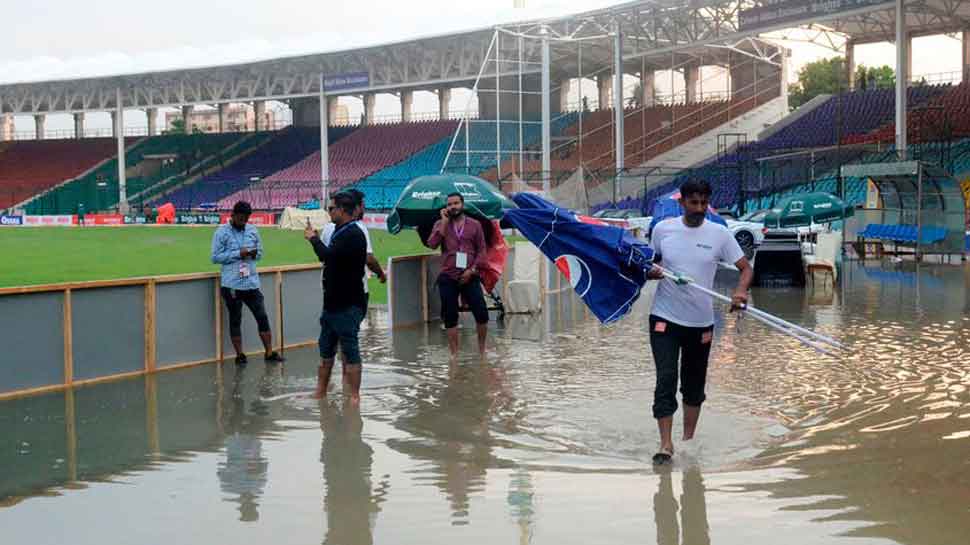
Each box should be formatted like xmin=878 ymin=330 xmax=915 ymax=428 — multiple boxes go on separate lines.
xmin=916 ymin=163 xmax=923 ymax=259
xmin=319 ymin=73 xmax=330 ymax=204
xmin=518 ymin=35 xmax=524 ymax=179
xmin=896 ymin=0 xmax=908 ymax=159
xmin=578 ymin=42 xmax=583 ymax=159
xmin=496 ymin=31 xmax=502 ymax=180
xmin=116 ymin=87 xmax=127 ymax=212
xmin=613 ymin=23 xmax=625 ymax=185
xmin=541 ymin=32 xmax=552 ymax=194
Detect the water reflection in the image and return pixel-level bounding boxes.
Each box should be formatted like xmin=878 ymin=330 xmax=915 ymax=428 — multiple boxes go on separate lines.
xmin=320 ymin=402 xmax=383 ymax=545
xmin=654 ymin=467 xmax=710 ymax=545
xmin=1 ymin=262 xmax=969 ymax=544
xmin=215 ymin=365 xmax=274 ymax=522
xmin=388 ymin=359 xmax=511 ymax=524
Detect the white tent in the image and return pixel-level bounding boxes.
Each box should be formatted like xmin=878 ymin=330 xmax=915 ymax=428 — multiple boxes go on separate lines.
xmin=278 ymin=207 xmax=330 ymax=230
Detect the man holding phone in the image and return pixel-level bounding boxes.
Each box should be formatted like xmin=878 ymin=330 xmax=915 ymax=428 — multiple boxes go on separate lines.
xmin=211 ymin=200 xmax=285 ymax=365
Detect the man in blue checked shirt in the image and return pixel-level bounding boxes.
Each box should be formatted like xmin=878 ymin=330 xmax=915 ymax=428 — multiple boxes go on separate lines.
xmin=211 ymin=201 xmax=285 ymax=365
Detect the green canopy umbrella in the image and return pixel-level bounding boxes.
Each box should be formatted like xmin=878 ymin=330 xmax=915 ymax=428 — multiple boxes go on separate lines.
xmin=387 ymin=174 xmax=517 ymax=234
xmin=763 ymin=192 xmax=855 ymax=228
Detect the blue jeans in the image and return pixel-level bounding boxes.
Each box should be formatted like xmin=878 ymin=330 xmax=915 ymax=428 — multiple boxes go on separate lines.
xmin=319 ymin=306 xmax=364 ymax=364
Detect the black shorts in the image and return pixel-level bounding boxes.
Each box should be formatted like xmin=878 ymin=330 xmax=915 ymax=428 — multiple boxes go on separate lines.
xmin=648 ymin=315 xmax=714 ymax=419
xmin=438 ymin=274 xmax=488 ymax=329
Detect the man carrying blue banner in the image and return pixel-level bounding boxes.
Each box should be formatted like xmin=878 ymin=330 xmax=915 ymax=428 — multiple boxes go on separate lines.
xmin=646 ymin=180 xmax=753 ymax=464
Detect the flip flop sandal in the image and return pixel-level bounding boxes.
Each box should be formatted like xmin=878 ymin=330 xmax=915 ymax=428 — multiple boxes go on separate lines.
xmin=652 ymin=447 xmax=674 ymax=465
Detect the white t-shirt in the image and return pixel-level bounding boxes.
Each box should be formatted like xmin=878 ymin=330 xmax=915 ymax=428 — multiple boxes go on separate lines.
xmin=650 ymin=217 xmax=745 ymax=327
xmin=321 ymin=221 xmax=373 ymax=293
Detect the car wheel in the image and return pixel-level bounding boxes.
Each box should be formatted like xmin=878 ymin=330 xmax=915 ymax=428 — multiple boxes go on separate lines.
xmin=735 ymin=230 xmax=756 ymax=258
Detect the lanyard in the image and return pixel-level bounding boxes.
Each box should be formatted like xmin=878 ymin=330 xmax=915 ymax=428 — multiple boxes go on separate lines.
xmin=452 ymin=219 xmax=466 ymax=244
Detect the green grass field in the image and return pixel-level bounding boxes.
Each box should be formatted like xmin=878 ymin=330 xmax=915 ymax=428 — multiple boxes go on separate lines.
xmin=0 ymin=227 xmax=433 ymax=304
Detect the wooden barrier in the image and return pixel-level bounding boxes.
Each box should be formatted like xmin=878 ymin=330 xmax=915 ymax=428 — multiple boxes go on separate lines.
xmin=0 ymin=264 xmax=322 ymax=401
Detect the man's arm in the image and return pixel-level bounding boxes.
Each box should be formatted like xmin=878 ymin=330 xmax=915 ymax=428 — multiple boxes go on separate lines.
xmin=472 ymin=222 xmax=488 ymax=272
xmin=211 ymin=228 xmax=239 ymax=265
xmin=425 ymin=219 xmax=445 ymax=249
xmin=307 ymin=234 xmax=331 ymax=263
xmin=731 ymin=256 xmax=753 ymax=310
xmin=251 ymin=228 xmax=263 ymax=261
xmin=366 ymin=254 xmax=386 ymax=283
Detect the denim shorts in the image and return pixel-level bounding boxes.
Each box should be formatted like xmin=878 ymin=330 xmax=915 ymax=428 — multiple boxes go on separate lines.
xmin=319 ymin=306 xmax=364 ymax=364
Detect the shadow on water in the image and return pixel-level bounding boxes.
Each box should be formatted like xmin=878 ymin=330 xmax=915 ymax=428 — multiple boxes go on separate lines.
xmin=1 ymin=262 xmax=969 ymax=544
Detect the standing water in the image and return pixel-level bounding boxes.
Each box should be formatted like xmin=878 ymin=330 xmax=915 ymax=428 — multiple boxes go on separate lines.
xmin=1 ymin=261 xmax=968 ymax=544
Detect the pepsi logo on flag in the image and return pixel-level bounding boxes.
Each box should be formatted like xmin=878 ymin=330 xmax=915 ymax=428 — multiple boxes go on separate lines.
xmin=555 ymin=254 xmax=592 ymax=297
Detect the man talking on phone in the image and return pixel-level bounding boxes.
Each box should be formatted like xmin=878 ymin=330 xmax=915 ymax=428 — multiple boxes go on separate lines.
xmin=426 ymin=192 xmax=489 ymax=359
xmin=211 ymin=201 xmax=285 ymax=365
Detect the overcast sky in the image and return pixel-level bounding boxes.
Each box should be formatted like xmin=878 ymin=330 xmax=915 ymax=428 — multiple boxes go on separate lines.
xmin=2 ymin=0 xmax=962 ymax=133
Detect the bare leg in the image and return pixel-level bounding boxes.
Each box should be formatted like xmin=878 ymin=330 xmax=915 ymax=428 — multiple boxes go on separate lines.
xmin=314 ymin=359 xmax=335 ymax=399
xmin=658 ymin=416 xmax=674 ymax=455
xmin=258 ymin=331 xmax=273 ymax=356
xmin=476 ymin=323 xmax=487 ymax=358
xmin=344 ymin=364 xmax=362 ymax=405
xmin=447 ymin=327 xmax=460 ymax=358
xmin=683 ymin=404 xmax=701 ymax=441
xmin=230 ymin=336 xmax=244 ymax=358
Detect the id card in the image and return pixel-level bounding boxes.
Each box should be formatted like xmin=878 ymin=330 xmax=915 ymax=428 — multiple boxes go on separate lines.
xmin=239 ymin=262 xmax=251 ymax=278
xmin=455 ymin=252 xmax=468 ymax=269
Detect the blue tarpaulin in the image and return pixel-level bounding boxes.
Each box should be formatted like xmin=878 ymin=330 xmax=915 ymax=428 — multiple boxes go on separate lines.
xmin=505 ymin=193 xmax=654 ymax=324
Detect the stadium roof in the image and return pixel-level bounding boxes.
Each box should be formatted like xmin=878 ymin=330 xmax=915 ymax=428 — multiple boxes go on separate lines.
xmin=1 ymin=0 xmax=968 ymax=116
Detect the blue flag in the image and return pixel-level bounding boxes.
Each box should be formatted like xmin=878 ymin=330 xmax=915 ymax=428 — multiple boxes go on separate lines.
xmin=505 ymin=194 xmax=655 ymax=324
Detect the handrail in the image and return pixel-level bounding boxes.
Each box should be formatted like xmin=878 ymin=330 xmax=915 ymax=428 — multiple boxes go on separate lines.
xmin=0 ymin=263 xmax=321 ymax=296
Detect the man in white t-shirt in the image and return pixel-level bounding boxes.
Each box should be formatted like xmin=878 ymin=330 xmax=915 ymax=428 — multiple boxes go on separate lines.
xmin=646 ymin=180 xmax=753 ymax=464
xmin=320 ymin=189 xmax=386 ymax=316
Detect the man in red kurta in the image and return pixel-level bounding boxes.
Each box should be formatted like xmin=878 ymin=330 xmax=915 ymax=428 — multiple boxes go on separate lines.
xmin=426 ymin=192 xmax=489 ymax=359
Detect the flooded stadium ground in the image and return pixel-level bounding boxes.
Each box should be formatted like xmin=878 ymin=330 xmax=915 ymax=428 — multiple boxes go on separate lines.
xmin=2 ymin=261 xmax=969 ymax=544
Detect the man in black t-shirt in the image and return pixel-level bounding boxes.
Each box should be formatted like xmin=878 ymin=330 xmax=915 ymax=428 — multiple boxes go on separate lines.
xmin=305 ymin=192 xmax=368 ymax=404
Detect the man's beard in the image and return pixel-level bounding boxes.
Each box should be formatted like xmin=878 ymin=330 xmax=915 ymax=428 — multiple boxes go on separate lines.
xmin=448 ymin=209 xmax=463 ymax=218
xmin=684 ymin=211 xmax=706 ymax=226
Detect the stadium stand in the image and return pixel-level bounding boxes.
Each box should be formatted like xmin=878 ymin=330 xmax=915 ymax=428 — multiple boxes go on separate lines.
xmin=220 ymin=121 xmax=455 ymax=210
xmin=24 ymin=132 xmax=248 ymax=214
xmin=480 ymin=90 xmax=777 ymax=183
xmin=629 ymin=85 xmax=949 ymax=213
xmin=0 ymin=138 xmax=130 ymax=211
xmin=159 ymin=126 xmax=354 ymax=209
xmin=350 ymin=137 xmax=455 ymax=209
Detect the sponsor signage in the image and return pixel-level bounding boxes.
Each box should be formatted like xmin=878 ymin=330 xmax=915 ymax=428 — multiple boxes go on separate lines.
xmin=360 ymin=213 xmax=388 ymax=231
xmin=0 ymin=215 xmax=23 ymax=226
xmin=739 ymin=0 xmax=893 ymax=33
xmin=82 ymin=214 xmax=124 ymax=225
xmin=124 ymin=215 xmax=151 ymax=225
xmin=24 ymin=215 xmax=76 ymax=226
xmin=219 ymin=212 xmax=275 ymax=226
xmin=177 ymin=214 xmax=223 ymax=225
xmin=323 ymin=72 xmax=370 ymax=92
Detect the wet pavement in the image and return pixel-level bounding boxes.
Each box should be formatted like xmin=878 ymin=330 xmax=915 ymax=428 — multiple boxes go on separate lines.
xmin=1 ymin=261 xmax=969 ymax=544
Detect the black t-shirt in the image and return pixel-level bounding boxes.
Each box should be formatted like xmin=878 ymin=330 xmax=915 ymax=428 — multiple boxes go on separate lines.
xmin=309 ymin=223 xmax=367 ymax=311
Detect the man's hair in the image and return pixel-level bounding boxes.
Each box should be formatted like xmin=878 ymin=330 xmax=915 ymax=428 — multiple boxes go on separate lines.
xmin=232 ymin=201 xmax=253 ymax=215
xmin=346 ymin=188 xmax=366 ymax=206
xmin=331 ymin=192 xmax=358 ymax=216
xmin=679 ymin=180 xmax=712 ymax=199
xmin=446 ymin=192 xmax=464 ymax=203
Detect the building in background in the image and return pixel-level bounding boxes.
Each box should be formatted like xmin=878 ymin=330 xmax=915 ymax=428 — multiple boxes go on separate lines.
xmin=0 ymin=115 xmax=12 ymax=140
xmin=165 ymin=105 xmax=276 ymax=133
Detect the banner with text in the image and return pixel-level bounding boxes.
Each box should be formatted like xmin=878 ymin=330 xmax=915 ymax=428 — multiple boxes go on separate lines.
xmin=24 ymin=215 xmax=76 ymax=226
xmin=324 ymin=72 xmax=370 ymax=92
xmin=739 ymin=0 xmax=893 ymax=33
xmin=0 ymin=215 xmax=23 ymax=226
